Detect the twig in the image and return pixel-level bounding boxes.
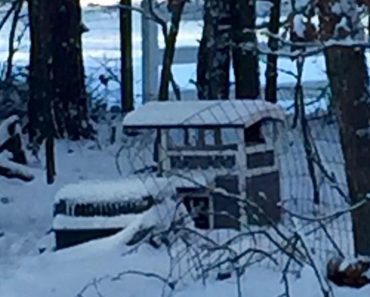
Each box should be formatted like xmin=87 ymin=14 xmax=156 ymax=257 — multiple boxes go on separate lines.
xmin=0 ymin=0 xmax=17 ymax=32
xmin=111 ymin=269 xmax=176 ymax=290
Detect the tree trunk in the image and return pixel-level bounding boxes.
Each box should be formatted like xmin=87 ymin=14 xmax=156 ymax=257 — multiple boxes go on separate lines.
xmin=28 ymin=0 xmax=89 ymax=141
xmin=197 ymin=0 xmax=231 ymax=99
xmin=27 ymin=0 xmax=54 ymax=144
xmin=325 ymin=47 xmax=370 ymax=256
xmin=264 ymin=0 xmax=280 ymax=103
xmin=317 ymin=0 xmax=370 ymax=256
xmin=50 ymin=0 xmax=89 ymax=140
xmin=229 ymin=0 xmax=261 ymax=141
xmin=231 ymin=0 xmax=260 ymax=99
xmin=120 ymin=0 xmax=134 ymax=112
xmin=158 ymin=0 xmax=186 ymax=101
xmin=28 ymin=0 xmax=56 ymax=183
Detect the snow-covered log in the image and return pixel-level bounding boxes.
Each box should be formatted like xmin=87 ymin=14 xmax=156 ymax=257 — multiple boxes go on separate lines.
xmin=0 ymin=116 xmax=31 ymax=181
xmin=0 ymin=153 xmax=34 ymax=182
xmin=0 ymin=115 xmax=27 ymax=164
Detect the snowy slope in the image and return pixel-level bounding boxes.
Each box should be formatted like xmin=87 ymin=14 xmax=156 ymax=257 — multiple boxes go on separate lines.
xmin=1 ymin=231 xmax=370 ymax=297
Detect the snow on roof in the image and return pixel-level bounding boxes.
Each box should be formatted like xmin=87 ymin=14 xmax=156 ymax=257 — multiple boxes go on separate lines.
xmin=123 ymin=100 xmax=286 ymax=129
xmin=54 ymin=177 xmax=174 ymax=203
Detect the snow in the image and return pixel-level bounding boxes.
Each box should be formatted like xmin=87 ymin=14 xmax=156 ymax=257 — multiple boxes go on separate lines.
xmin=1 ymin=228 xmax=370 ymax=297
xmin=0 ymin=152 xmax=34 ymax=180
xmin=0 ymin=140 xmax=122 ymax=278
xmin=81 ymin=0 xmax=120 ymax=7
xmin=1 ymin=3 xmax=369 ymax=297
xmin=293 ymin=14 xmax=306 ymax=38
xmin=0 ymin=118 xmax=367 ymax=297
xmin=335 ymin=17 xmax=351 ymax=36
xmin=55 ymin=176 xmax=172 ymax=203
xmin=123 ymin=100 xmax=286 ymax=128
xmin=53 ymin=213 xmax=143 ymax=229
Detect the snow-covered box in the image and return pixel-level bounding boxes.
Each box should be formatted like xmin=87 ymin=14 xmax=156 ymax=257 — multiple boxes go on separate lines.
xmin=53 ymin=178 xmax=169 ymax=248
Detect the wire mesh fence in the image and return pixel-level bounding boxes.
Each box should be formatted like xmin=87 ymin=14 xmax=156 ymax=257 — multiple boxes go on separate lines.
xmin=119 ymin=97 xmax=354 ymax=287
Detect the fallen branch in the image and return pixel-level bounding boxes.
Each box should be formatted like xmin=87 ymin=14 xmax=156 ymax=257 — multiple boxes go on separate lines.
xmin=0 ymin=115 xmax=27 ymax=164
xmin=0 ymin=156 xmax=33 ymax=181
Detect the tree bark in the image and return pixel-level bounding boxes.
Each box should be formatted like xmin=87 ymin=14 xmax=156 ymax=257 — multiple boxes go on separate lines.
xmin=28 ymin=0 xmax=56 ymax=183
xmin=325 ymin=47 xmax=370 ymax=256
xmin=317 ymin=0 xmax=370 ymax=256
xmin=50 ymin=0 xmax=89 ymax=140
xmin=231 ymin=0 xmax=260 ymax=99
xmin=197 ymin=0 xmax=231 ymax=99
xmin=120 ymin=0 xmax=134 ymax=112
xmin=264 ymin=0 xmax=280 ymax=103
xmin=28 ymin=0 xmax=89 ymax=142
xmin=27 ymin=0 xmax=54 ymax=144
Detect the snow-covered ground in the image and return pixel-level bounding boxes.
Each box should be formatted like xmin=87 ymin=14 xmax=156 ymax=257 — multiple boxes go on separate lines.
xmin=1 ymin=227 xmax=370 ymax=297
xmin=0 ymin=116 xmax=358 ymax=296
xmin=0 ymin=2 xmax=368 ymax=296
xmin=0 ymin=140 xmax=123 ymax=278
